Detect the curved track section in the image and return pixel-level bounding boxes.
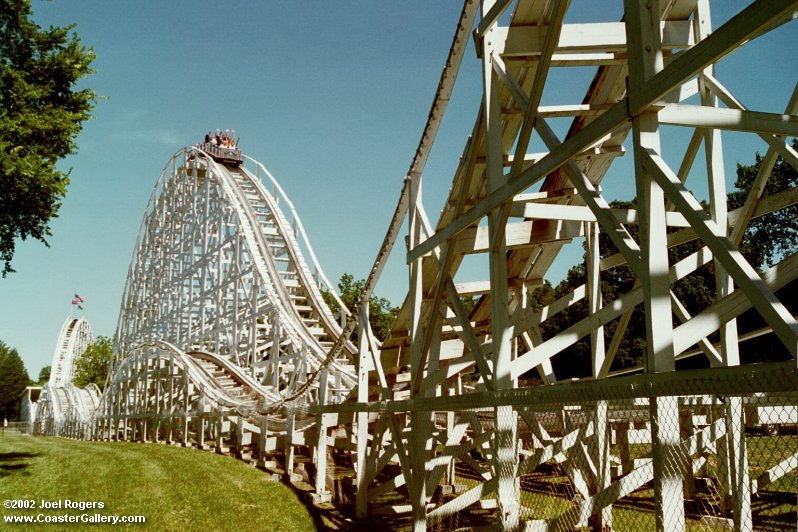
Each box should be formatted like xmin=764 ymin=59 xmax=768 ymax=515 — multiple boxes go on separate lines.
xmin=112 ymin=149 xmax=356 ymax=412
xmin=34 ymin=317 xmax=100 ymax=438
xmin=94 ymin=339 xmax=317 ymax=448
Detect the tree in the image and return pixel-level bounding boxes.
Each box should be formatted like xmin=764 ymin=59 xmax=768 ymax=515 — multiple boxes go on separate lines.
xmin=0 ymin=340 xmax=30 ymax=420
xmin=728 ymin=139 xmax=798 ymax=268
xmin=728 ymin=139 xmax=798 ymax=364
xmin=322 ymin=273 xmax=399 ymax=342
xmin=72 ymin=336 xmax=112 ymax=390
xmin=0 ymin=0 xmax=96 ymax=275
xmin=37 ymin=364 xmax=50 ymax=385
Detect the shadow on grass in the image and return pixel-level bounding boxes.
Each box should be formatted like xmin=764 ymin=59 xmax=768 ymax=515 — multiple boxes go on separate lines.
xmin=751 ymin=490 xmax=798 ymax=531
xmin=0 ymin=452 xmax=39 ymax=478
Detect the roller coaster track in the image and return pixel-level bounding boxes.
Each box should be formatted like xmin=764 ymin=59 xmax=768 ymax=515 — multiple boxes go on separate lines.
xmin=84 ymin=148 xmax=360 ymax=453
xmin=33 ymin=317 xmax=101 ymax=438
xmin=34 ymin=1 xmax=798 ymax=530
xmin=111 ymin=149 xmax=357 ymax=403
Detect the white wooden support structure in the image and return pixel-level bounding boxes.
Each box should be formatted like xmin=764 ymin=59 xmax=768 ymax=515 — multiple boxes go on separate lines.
xmin=355 ymin=301 xmax=371 ymax=519
xmin=481 ymin=1 xmax=521 ymax=528
xmin=25 ymin=2 xmax=796 ymax=530
xmin=625 ymin=1 xmax=686 ymax=529
xmin=314 ymin=368 xmax=331 ymax=500
xmin=407 ymin=171 xmax=432 ymax=532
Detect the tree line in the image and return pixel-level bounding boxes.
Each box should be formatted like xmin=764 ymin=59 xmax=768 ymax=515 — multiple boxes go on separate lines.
xmin=0 ymin=336 xmax=111 ymax=421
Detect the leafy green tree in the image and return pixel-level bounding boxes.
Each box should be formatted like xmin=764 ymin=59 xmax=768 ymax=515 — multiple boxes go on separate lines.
xmin=728 ymin=139 xmax=798 ymax=268
xmin=728 ymin=139 xmax=798 ymax=364
xmin=322 ymin=273 xmax=399 ymax=342
xmin=36 ymin=364 xmax=51 ymax=385
xmin=0 ymin=0 xmax=96 ymax=275
xmin=72 ymin=336 xmax=112 ymax=390
xmin=0 ymin=340 xmax=30 ymax=420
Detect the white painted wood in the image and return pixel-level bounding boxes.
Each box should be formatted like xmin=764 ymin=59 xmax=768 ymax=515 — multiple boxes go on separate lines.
xmin=494 ymin=21 xmax=694 ymax=56
xmin=482 ymin=1 xmax=520 ymax=524
xmin=629 ymin=0 xmax=797 ymax=116
xmin=645 ymin=152 xmax=798 ymax=356
xmin=659 ymin=104 xmax=798 ymax=136
xmin=625 ymin=1 xmax=685 ymax=529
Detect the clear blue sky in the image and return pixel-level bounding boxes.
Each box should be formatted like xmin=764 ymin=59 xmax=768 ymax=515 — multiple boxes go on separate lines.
xmin=1 ymin=1 xmax=794 ymax=379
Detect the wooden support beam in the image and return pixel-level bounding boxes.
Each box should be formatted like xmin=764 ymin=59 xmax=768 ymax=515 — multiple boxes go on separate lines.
xmin=702 ymin=73 xmax=798 ymax=168
xmin=406 ymin=100 xmax=629 ymax=264
xmin=535 ymin=116 xmax=643 ymax=273
xmin=644 ymin=151 xmax=798 ymax=356
xmin=494 ymin=21 xmax=694 ymax=56
xmin=628 ymin=0 xmax=798 ymax=116
xmin=658 ymin=104 xmax=798 ymax=136
xmin=510 ymin=202 xmax=690 ymax=226
xmin=626 ymin=3 xmax=684 ymax=528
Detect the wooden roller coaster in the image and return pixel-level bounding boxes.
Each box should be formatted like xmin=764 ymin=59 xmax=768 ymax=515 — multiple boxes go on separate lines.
xmin=30 ymin=1 xmax=798 ymax=530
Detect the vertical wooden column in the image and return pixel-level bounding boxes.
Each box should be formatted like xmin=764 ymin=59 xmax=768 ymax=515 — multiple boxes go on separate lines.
xmin=214 ymin=411 xmax=222 ymax=450
xmin=153 ymin=359 xmax=161 ymax=443
xmin=586 ymin=221 xmax=611 ymax=530
xmin=694 ymin=2 xmax=751 ymax=528
xmin=197 ymin=394 xmax=206 ymax=449
xmin=285 ymin=412 xmax=296 ymax=478
xmin=355 ymin=302 xmax=371 ymax=519
xmin=142 ymin=356 xmax=150 ymax=442
xmin=122 ymin=358 xmax=130 ymax=440
xmin=625 ymin=0 xmax=685 ymax=530
xmin=407 ymin=171 xmax=430 ymax=532
xmin=315 ymin=368 xmax=330 ymax=500
xmin=445 ymin=410 xmax=456 ymax=485
xmin=166 ymin=364 xmax=173 ymax=443
xmin=182 ymin=369 xmax=190 ymax=446
xmin=258 ymin=416 xmax=269 ymax=459
xmin=270 ymin=311 xmax=281 ymax=389
xmin=480 ymin=1 xmax=519 ymax=528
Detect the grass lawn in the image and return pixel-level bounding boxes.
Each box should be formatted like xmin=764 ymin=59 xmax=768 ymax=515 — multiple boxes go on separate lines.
xmin=0 ymin=431 xmax=316 ymax=531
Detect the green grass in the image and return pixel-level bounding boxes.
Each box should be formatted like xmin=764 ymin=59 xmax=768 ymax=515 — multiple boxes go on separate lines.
xmin=0 ymin=431 xmax=316 ymax=531
xmin=747 ymin=434 xmax=798 ymax=492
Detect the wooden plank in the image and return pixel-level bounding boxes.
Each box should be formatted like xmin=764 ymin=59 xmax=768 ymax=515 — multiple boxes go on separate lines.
xmin=510 ymin=203 xmax=690 ymax=227
xmin=495 ymin=21 xmax=693 ymax=56
xmin=658 ymin=104 xmax=798 ymax=136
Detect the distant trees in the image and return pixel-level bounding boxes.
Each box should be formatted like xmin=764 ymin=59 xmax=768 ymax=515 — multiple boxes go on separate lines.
xmin=0 ymin=0 xmax=96 ymax=275
xmin=728 ymin=139 xmax=798 ymax=364
xmin=37 ymin=365 xmax=51 ymax=385
xmin=72 ymin=336 xmax=112 ymax=390
xmin=0 ymin=340 xmax=30 ymax=420
xmin=729 ymin=139 xmax=798 ymax=268
xmin=322 ymin=273 xmax=399 ymax=342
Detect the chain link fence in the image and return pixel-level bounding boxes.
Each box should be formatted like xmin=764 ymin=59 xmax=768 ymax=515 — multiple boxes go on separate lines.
xmin=318 ymin=362 xmax=797 ymax=530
